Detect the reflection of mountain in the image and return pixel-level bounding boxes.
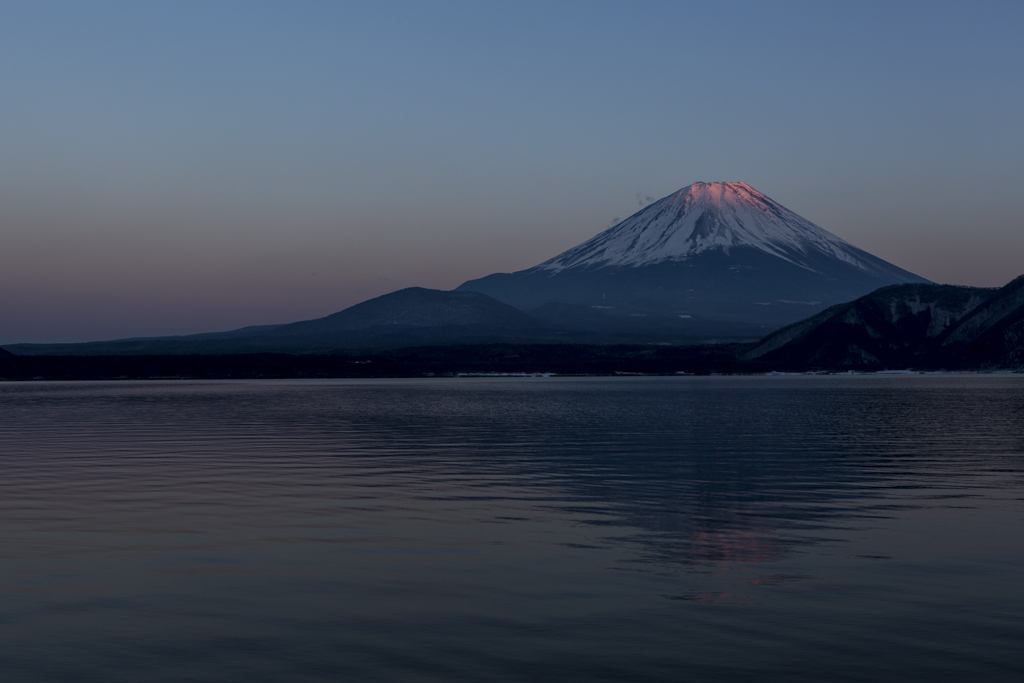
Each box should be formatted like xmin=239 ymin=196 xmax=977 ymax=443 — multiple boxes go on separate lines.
xmin=697 ymin=528 xmax=786 ymax=565
xmin=483 ymin=376 xmax=1023 ymax=597
xmin=4 ymin=373 xmax=1021 ymax=658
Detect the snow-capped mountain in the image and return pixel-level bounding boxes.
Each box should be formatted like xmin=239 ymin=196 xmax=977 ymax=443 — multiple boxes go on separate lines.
xmin=541 ymin=182 xmax=897 ymax=276
xmin=458 ymin=182 xmax=930 ymax=338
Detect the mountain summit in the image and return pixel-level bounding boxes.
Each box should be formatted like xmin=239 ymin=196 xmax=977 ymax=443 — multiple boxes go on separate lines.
xmin=458 ymin=182 xmax=929 ymax=338
xmin=539 ymin=182 xmax=908 ymax=278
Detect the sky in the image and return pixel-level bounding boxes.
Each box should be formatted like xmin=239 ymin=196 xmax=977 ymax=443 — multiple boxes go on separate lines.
xmin=2 ymin=0 xmax=1023 ymax=344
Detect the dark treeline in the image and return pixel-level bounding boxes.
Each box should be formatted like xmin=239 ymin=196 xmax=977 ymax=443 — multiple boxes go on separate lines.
xmin=0 ymin=344 xmax=759 ymax=381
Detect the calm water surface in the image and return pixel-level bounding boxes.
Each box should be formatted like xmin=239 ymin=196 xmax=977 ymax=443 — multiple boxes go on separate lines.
xmin=1 ymin=376 xmax=1022 ymax=682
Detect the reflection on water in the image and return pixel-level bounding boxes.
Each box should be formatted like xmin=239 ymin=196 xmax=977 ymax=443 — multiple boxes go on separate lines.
xmin=0 ymin=377 xmax=1022 ymax=682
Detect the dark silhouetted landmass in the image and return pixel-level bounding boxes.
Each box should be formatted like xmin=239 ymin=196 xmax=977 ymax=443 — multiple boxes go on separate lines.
xmin=4 ymin=288 xmax=558 ymax=356
xmin=3 ymin=287 xmax=760 ymax=357
xmin=4 ymin=277 xmax=1022 ymax=380
xmin=745 ymin=275 xmax=1024 ymax=370
xmin=0 ymin=344 xmax=755 ymax=381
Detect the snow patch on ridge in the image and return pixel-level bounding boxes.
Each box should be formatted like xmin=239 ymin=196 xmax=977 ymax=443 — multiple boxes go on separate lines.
xmin=536 ymin=182 xmax=870 ymax=274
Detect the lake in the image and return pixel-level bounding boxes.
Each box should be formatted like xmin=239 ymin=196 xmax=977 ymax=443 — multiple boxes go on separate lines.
xmin=1 ymin=376 xmax=1022 ymax=682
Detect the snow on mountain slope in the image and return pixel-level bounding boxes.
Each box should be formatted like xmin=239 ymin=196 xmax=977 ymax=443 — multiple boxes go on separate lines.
xmin=457 ymin=181 xmax=929 ymax=336
xmin=539 ymin=182 xmax=873 ymax=274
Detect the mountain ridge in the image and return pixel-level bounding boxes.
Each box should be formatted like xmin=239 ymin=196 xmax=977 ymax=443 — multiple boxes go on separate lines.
xmin=3 ymin=276 xmax=1021 ymax=371
xmin=743 ymin=275 xmax=1024 ymax=370
xmin=1 ymin=288 xmax=566 ymax=356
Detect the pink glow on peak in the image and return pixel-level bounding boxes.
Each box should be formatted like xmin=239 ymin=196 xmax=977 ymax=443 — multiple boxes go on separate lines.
xmin=669 ymin=182 xmax=765 ymax=211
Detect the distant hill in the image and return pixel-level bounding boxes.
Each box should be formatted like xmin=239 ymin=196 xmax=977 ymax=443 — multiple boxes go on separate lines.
xmin=4 ymin=288 xmax=560 ymax=356
xmin=458 ymin=182 xmax=929 ymax=335
xmin=264 ymin=287 xmax=540 ymax=334
xmin=744 ymin=275 xmax=1024 ymax=370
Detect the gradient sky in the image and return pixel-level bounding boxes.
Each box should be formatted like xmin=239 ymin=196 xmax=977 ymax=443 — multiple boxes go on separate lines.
xmin=2 ymin=0 xmax=1023 ymax=343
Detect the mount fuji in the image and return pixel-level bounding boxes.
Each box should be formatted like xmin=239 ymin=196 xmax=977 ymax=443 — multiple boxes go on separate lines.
xmin=4 ymin=182 xmax=936 ymax=356
xmin=457 ymin=182 xmax=930 ymax=338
